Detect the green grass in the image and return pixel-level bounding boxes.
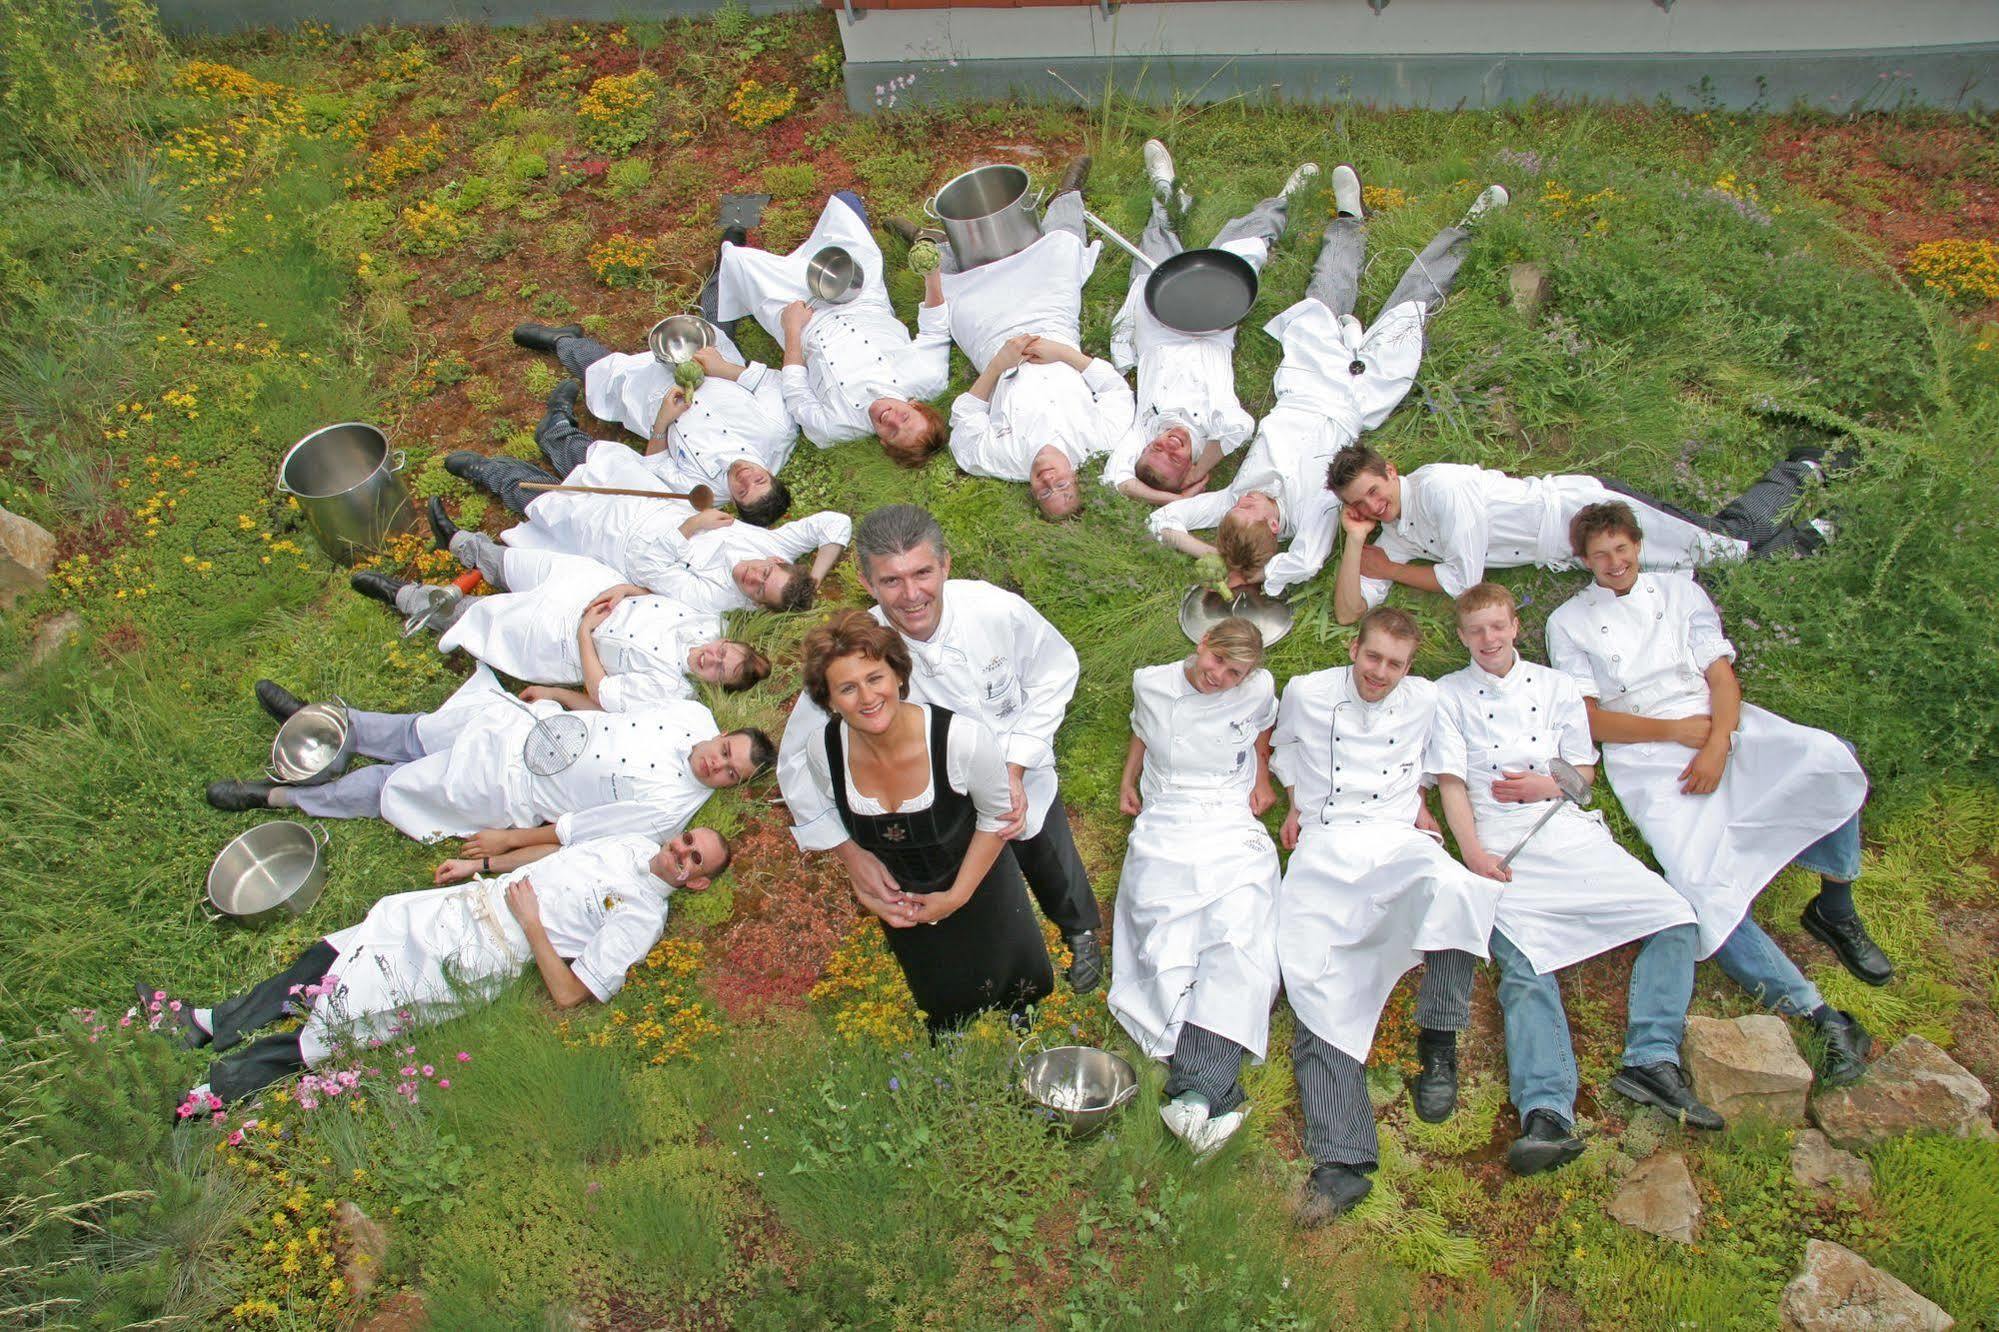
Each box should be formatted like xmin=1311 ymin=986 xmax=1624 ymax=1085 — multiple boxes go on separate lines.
xmin=1 ymin=4 xmax=1996 ymax=1327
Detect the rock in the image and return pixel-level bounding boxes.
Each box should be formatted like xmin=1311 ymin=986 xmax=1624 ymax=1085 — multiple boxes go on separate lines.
xmin=1508 ymin=262 xmax=1549 ymax=319
xmin=353 ymin=1291 xmax=427 ymax=1332
xmin=28 ymin=610 xmax=80 ymax=666
xmin=1791 ymin=1129 xmax=1874 ymax=1197
xmin=1780 ymin=1239 xmax=1954 ymax=1331
xmin=1811 ymin=1035 xmax=1997 ymax=1150
xmin=1607 ymin=1151 xmax=1701 ymax=1244
xmin=1684 ymin=1014 xmax=1815 ymax=1125
xmin=335 ymin=1200 xmax=390 ymax=1300
xmin=0 ymin=505 xmax=56 ymax=608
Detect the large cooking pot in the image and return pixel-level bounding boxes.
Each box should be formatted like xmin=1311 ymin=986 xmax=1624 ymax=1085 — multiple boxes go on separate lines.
xmin=205 ymin=820 xmax=331 ymax=925
xmin=267 ymin=700 xmax=355 ymax=786
xmin=277 ymin=423 xmax=421 ymax=566
xmin=926 ymin=164 xmax=1043 ymax=270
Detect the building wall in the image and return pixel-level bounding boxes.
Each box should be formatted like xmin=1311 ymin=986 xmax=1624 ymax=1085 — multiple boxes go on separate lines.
xmin=155 ymin=0 xmax=803 ymax=36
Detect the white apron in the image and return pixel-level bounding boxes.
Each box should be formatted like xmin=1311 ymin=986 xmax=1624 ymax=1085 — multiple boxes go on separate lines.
xmin=1278 ymin=823 xmax=1496 ymax=1062
xmin=1606 ymin=705 xmax=1865 ymax=956
xmin=503 ymin=440 xmax=693 ymax=573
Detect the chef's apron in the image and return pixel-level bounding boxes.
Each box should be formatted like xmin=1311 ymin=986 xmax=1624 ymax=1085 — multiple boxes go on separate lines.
xmin=827 ymin=707 xmax=1053 ymax=1032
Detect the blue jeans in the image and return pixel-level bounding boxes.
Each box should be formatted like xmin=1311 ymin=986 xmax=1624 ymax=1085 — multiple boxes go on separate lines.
xmin=1490 ymin=924 xmax=1697 ymax=1126
xmin=1710 ymin=916 xmax=1823 ymax=1017
xmin=1792 ymin=811 xmax=1862 ymax=882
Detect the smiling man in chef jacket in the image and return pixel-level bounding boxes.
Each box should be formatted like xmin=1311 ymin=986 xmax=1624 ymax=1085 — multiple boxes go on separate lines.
xmin=1545 ymin=501 xmax=1888 ymax=1088
xmin=1271 ymin=607 xmax=1499 ymax=1224
xmin=1152 ymin=167 xmax=1509 ymax=594
xmin=1431 ymin=582 xmax=1717 ymax=1176
xmin=143 ymin=828 xmax=729 ymax=1106
xmin=776 ymin=504 xmax=1107 ymax=991
xmin=1322 ymin=439 xmax=1839 ymax=625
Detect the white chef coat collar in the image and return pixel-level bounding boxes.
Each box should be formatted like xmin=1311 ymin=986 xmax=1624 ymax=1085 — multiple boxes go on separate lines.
xmin=1468 ymin=651 xmax=1525 ymax=689
xmin=901 ymin=591 xmax=968 ymax=672
xmin=1581 ymin=572 xmax=1654 ymax=606
xmin=1341 ymin=666 xmax=1401 ymax=715
xmin=1390 ymin=471 xmax=1416 ymax=526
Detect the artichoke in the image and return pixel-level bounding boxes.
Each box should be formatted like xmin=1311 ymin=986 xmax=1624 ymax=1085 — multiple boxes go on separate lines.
xmin=1194 ymin=552 xmax=1231 ymax=599
xmin=673 ymin=358 xmax=705 ymax=400
xmin=907 ymin=240 xmax=941 ymax=275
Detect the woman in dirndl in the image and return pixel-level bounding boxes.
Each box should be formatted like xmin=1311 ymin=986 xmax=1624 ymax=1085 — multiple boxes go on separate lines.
xmin=801 ymin=610 xmax=1053 ymax=1032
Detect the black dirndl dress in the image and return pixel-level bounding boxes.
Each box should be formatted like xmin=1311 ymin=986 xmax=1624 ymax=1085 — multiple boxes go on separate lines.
xmin=827 ymin=705 xmax=1054 ymax=1032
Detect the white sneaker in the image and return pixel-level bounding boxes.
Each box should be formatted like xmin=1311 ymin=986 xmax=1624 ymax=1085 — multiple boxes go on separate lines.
xmin=1807 ymin=517 xmax=1838 ymax=545
xmin=1282 ymin=162 xmax=1321 ymax=200
xmin=1142 ymin=138 xmax=1179 ymax=204
xmin=1159 ymin=1095 xmax=1210 ymax=1146
xmin=1459 ymin=184 xmax=1510 ymax=229
xmin=1331 ymin=164 xmax=1363 ymax=220
xmin=1189 ymin=1105 xmax=1249 ymax=1158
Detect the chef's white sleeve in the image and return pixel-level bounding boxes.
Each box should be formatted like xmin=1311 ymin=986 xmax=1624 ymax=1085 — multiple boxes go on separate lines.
xmin=1683 ymin=582 xmax=1738 ymax=670
xmin=737 ymin=362 xmax=799 ymax=451
xmin=1264 ymin=490 xmax=1340 ymax=596
xmin=595 ymin=668 xmax=693 ymax=714
xmin=556 ymin=798 xmax=689 ymax=847
xmin=907 ymin=300 xmax=953 ymax=397
xmin=779 ymin=693 xmax=850 ymax=852
xmin=779 ymin=365 xmax=859 ymax=449
xmin=625 ymin=531 xmax=695 ymax=597
xmin=1550 ymin=674 xmax=1601 ymax=766
xmin=1100 ymin=423 xmax=1143 ymax=489
xmin=772 ymin=509 xmax=853 ymax=562
xmin=570 ymin=898 xmax=668 ymax=1002
xmin=1424 ymin=692 xmax=1470 ymax=782
xmin=946 ymin=392 xmax=1013 ymax=480
xmin=945 ymin=713 xmax=1015 ymax=833
xmin=1543 ymin=607 xmax=1603 ymax=699
xmin=1427 ymin=480 xmax=1493 ymax=600
xmin=1248 ymin=672 xmax=1280 ymax=733
xmin=1080 ymin=358 xmax=1137 ymax=445
xmin=1148 ymin=489 xmax=1233 ymax=539
xmin=1001 ymin=595 xmax=1079 ymax=771
xmin=1268 ymin=681 xmax=1305 ymax=789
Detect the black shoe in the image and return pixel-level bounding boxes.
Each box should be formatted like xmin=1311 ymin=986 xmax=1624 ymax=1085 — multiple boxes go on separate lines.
xmin=206 ymin=779 xmax=276 ymax=811
xmin=1055 ymin=155 xmax=1092 ymax=197
xmin=350 ymin=569 xmax=410 ymax=609
xmin=1810 ymin=1007 xmax=1872 ymax=1088
xmin=1296 ymin=1162 xmax=1373 ymax=1226
xmin=1801 ymin=898 xmax=1894 ymax=987
xmin=1411 ymin=1033 xmax=1459 ymax=1123
xmin=720 ymin=223 xmax=748 ymax=249
xmin=1610 ymin=1061 xmax=1726 ymax=1131
xmin=427 ymin=495 xmax=460 ymax=550
xmin=253 ymin=679 xmax=304 ymax=723
xmin=536 ymin=380 xmax=583 ymax=452
xmin=135 ymin=982 xmax=210 ymax=1049
xmin=1507 ymin=1109 xmax=1586 ymax=1176
xmin=442 ymin=451 xmax=486 ymax=483
xmin=1064 ymin=930 xmax=1103 ymax=993
xmin=511 ymin=322 xmax=583 ymax=354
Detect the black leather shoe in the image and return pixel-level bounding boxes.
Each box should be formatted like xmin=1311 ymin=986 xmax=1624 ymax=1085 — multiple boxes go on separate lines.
xmin=1411 ymin=1035 xmax=1459 ymax=1123
xmin=1810 ymin=1008 xmax=1873 ymax=1088
xmin=1296 ymin=1162 xmax=1373 ymax=1226
xmin=1507 ymin=1109 xmax=1585 ymax=1176
xmin=442 ymin=451 xmax=486 ymax=483
xmin=536 ymin=379 xmax=583 ymax=449
xmin=253 ymin=679 xmax=304 ymax=723
xmin=427 ymin=495 xmax=460 ymax=550
xmin=511 ymin=322 xmax=583 ymax=354
xmin=1610 ymin=1061 xmax=1726 ymax=1130
xmin=350 ymin=569 xmax=409 ymax=608
xmin=1055 ymin=155 xmax=1092 ymax=197
xmin=1064 ymin=931 xmax=1103 ymax=993
xmin=135 ymin=982 xmax=210 ymax=1049
xmin=1801 ymin=898 xmax=1894 ymax=987
xmin=206 ymin=779 xmax=276 ymax=811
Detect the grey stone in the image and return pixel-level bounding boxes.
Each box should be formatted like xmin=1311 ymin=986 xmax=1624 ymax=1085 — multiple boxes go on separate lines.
xmin=1781 ymin=1239 xmax=1954 ymax=1331
xmin=335 ymin=1200 xmax=389 ymax=1300
xmin=28 ymin=610 xmax=80 ymax=666
xmin=1791 ymin=1129 xmax=1874 ymax=1197
xmin=1812 ymin=1036 xmax=1997 ymax=1150
xmin=1508 ymin=262 xmax=1549 ymax=319
xmin=0 ymin=506 xmax=55 ymax=608
xmin=1684 ymin=1014 xmax=1815 ymax=1125
xmin=1607 ymin=1150 xmax=1701 ymax=1244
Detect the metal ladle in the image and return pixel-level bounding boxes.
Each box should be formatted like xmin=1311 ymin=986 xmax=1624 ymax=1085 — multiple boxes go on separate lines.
xmin=1496 ymin=758 xmax=1592 ymax=870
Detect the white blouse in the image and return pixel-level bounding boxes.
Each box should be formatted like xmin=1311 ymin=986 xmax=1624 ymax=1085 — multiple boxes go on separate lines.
xmin=802 ymin=704 xmax=1012 ymax=834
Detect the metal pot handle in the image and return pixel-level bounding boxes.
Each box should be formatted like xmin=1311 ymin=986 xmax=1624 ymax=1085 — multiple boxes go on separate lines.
xmin=1082 ymin=209 xmax=1156 ymax=272
xmin=309 ymin=820 xmax=332 ymax=850
xmin=275 ymin=472 xmax=295 ymax=496
xmin=922 ymin=193 xmax=941 ymax=220
xmin=388 ymin=449 xmax=407 ymax=473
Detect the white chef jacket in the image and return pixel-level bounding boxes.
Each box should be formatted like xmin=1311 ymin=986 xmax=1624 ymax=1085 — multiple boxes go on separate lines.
xmin=1147 ymin=295 xmax=1427 ymax=594
xmin=948 ymin=357 xmax=1135 ymax=484
xmin=437 ymin=549 xmax=720 ymax=713
xmin=582 ymin=324 xmax=796 ymax=478
xmin=305 ymin=834 xmax=671 ymax=1061
xmin=800 ymin=703 xmax=1013 ymax=832
xmin=380 ymin=667 xmax=719 ymax=847
xmin=1110 ymin=661 xmax=1282 ymax=1061
xmin=1545 ymin=574 xmax=1868 ymax=954
xmin=1357 ymin=465 xmax=1750 ymax=609
xmin=1101 ymin=234 xmax=1264 ymax=488
xmin=939 ymin=228 xmax=1100 ymax=371
xmin=502 ymin=440 xmax=698 ymax=594
xmin=642 ymin=508 xmax=852 ymax=614
xmin=716 ymin=195 xmax=953 ymax=449
xmin=777 ymin=579 xmax=1079 ymax=851
xmin=1429 ymin=655 xmax=1699 ymax=974
xmin=1272 ymin=664 xmax=1497 ymax=1060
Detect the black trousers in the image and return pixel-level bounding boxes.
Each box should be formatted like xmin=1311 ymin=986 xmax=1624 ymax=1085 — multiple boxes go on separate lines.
xmin=1011 ymin=793 xmax=1101 ymax=935
xmin=206 ymin=940 xmax=336 ymax=1102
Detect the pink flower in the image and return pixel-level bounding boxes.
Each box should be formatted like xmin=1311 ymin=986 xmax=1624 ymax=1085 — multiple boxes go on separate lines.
xmin=169 ymin=999 xmax=182 ymax=1011
xmin=298 ymin=1095 xmax=319 ymax=1110
xmin=400 ymin=1065 xmax=416 ymax=1078
xmin=152 ymin=990 xmax=165 ymax=1001
xmin=119 ymin=1014 xmax=133 ymax=1028
xmin=227 ymin=1129 xmax=245 ymax=1146
xmin=321 ymin=973 xmax=340 ymax=988
xmin=436 ymin=1078 xmax=451 ymax=1090
xmin=421 ymin=1064 xmax=434 ymax=1078
xmin=456 ymin=1052 xmax=471 ymax=1063
xmin=288 ymin=984 xmax=304 ymax=996
xmin=176 ymin=1102 xmax=193 ymax=1119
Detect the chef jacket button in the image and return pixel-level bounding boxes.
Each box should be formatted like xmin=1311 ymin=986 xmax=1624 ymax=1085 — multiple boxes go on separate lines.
xmin=1348 ymin=359 xmax=1366 ymax=376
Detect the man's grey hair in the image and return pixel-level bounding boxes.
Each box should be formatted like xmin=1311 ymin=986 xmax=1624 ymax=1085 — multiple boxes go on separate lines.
xmin=854 ymin=504 xmax=948 ymax=581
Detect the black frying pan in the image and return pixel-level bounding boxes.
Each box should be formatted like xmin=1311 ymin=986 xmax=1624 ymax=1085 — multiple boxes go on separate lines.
xmin=1083 ymin=209 xmax=1259 ymax=336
